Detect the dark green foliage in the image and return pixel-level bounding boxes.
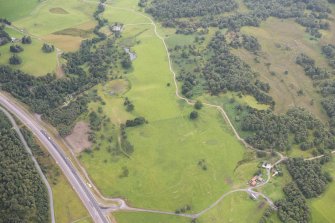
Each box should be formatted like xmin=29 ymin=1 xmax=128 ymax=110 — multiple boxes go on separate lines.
xmin=124 ymin=97 xmax=134 ymax=112
xmin=147 ymin=0 xmax=237 ymax=19
xmin=296 ymin=53 xmax=330 ymax=79
xmin=194 ymin=100 xmax=203 ymax=110
xmin=0 ymin=18 xmax=11 ymax=25
xmin=189 ymin=111 xmax=198 ymax=120
xmin=120 ymin=124 xmax=134 ymax=156
xmin=321 ymin=44 xmax=335 ymax=68
xmin=125 ymin=117 xmax=146 ymax=127
xmin=45 ymin=97 xmax=89 ymax=136
xmin=89 ymin=111 xmax=102 ymax=131
xmin=0 ymin=111 xmax=49 ymax=223
xmin=41 ymin=43 xmax=54 ymax=53
xmin=203 ymin=33 xmax=273 ymax=105
xmin=0 ymin=25 xmax=10 ymax=46
xmin=275 ymin=183 xmax=310 ymax=223
xmin=9 ymin=54 xmax=22 ymax=64
xmin=22 ymin=36 xmax=32 ymax=44
xmin=286 ymin=158 xmax=330 ymax=198
xmin=10 ymin=44 xmax=23 ymax=53
xmin=242 ymin=34 xmax=261 ymax=52
xmin=242 ymin=108 xmax=335 ymax=151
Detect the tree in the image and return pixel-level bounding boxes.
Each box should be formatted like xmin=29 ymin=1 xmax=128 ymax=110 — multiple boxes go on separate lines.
xmin=10 ymin=45 xmax=24 ymax=53
xmin=22 ymin=36 xmax=32 ymax=44
xmin=9 ymin=54 xmax=22 ymax=65
xmin=41 ymin=43 xmax=54 ymax=53
xmin=189 ymin=111 xmax=198 ymax=120
xmin=194 ymin=100 xmax=203 ymax=110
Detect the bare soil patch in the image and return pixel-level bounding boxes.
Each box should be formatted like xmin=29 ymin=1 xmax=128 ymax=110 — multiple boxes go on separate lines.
xmin=49 ymin=7 xmax=69 ymax=14
xmin=65 ymin=121 xmax=91 ymax=153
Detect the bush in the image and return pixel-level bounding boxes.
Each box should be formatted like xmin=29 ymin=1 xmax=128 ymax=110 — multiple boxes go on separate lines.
xmin=194 ymin=100 xmax=203 ymax=110
xmin=189 ymin=111 xmax=198 ymax=120
xmin=22 ymin=36 xmax=32 ymax=44
xmin=10 ymin=45 xmax=24 ymax=53
xmin=41 ymin=43 xmax=54 ymax=53
xmin=9 ymin=54 xmax=22 ymax=65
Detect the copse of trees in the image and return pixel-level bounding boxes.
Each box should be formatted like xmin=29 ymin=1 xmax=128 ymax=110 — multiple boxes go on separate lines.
xmin=0 ymin=111 xmax=49 ymax=223
xmin=125 ymin=117 xmax=147 ymax=127
xmin=41 ymin=43 xmax=54 ymax=53
xmin=22 ymin=36 xmax=32 ymax=44
xmin=10 ymin=44 xmax=24 ymax=53
xmin=0 ymin=25 xmax=11 ymax=46
xmin=9 ymin=54 xmax=22 ymax=65
xmin=275 ymin=182 xmax=310 ymax=223
xmin=286 ymin=158 xmax=331 ymax=198
xmin=202 ymin=32 xmax=273 ymax=105
xmin=321 ymin=44 xmax=335 ymax=68
xmin=296 ymin=53 xmax=330 ymax=79
xmin=241 ymin=107 xmax=335 ymax=152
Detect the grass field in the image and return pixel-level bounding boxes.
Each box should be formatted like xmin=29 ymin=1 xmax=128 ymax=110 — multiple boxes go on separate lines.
xmin=113 ymin=212 xmax=189 ymax=223
xmin=234 ymin=17 xmax=330 ymax=121
xmin=14 ymin=0 xmax=95 ymax=36
xmin=309 ymin=159 xmax=335 ymax=223
xmin=0 ymin=0 xmax=39 ymax=21
xmin=78 ymin=0 xmax=255 ymax=214
xmin=0 ymin=28 xmax=57 ymax=76
xmin=198 ymin=192 xmax=268 ymax=223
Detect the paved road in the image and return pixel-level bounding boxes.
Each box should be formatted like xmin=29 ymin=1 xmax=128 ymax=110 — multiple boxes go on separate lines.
xmin=0 ymin=93 xmax=109 ymax=223
xmin=0 ymin=106 xmax=56 ymax=223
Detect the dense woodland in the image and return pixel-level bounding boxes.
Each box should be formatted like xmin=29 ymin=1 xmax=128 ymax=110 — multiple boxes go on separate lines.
xmin=0 ymin=111 xmax=49 ymax=223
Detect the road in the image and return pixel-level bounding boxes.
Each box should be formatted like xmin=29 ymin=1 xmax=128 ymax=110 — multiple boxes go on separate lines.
xmin=0 ymin=93 xmax=109 ymax=223
xmin=0 ymin=106 xmax=55 ymax=223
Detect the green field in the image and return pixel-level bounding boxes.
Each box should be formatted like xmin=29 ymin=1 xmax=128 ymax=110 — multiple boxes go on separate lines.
xmin=14 ymin=0 xmax=94 ymax=36
xmin=79 ymin=0 xmax=254 ymax=214
xmin=0 ymin=0 xmax=39 ymax=21
xmin=198 ymin=193 xmax=268 ymax=223
xmin=0 ymin=28 xmax=57 ymax=76
xmin=113 ymin=212 xmax=189 ymax=223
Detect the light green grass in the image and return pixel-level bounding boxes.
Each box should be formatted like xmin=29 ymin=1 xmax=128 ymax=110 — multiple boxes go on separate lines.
xmin=80 ymin=0 xmax=250 ymax=213
xmin=0 ymin=0 xmax=39 ymax=21
xmin=113 ymin=212 xmax=189 ymax=223
xmin=198 ymin=192 xmax=268 ymax=223
xmin=14 ymin=0 xmax=95 ymax=36
xmin=0 ymin=28 xmax=57 ymax=76
xmin=309 ymin=159 xmax=335 ymax=223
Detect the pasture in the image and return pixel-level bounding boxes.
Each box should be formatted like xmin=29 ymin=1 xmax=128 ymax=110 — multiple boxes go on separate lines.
xmin=0 ymin=0 xmax=39 ymax=21
xmin=0 ymin=28 xmax=57 ymax=76
xmin=14 ymin=0 xmax=95 ymax=36
xmin=80 ymin=0 xmax=252 ymax=213
xmin=198 ymin=192 xmax=268 ymax=223
xmin=113 ymin=212 xmax=189 ymax=223
xmin=234 ymin=17 xmax=331 ymax=121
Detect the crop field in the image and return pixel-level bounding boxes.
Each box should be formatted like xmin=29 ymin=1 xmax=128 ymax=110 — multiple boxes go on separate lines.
xmin=0 ymin=0 xmax=39 ymax=21
xmin=233 ymin=17 xmax=332 ymax=121
xmin=78 ymin=0 xmax=258 ymax=214
xmin=0 ymin=27 xmax=57 ymax=76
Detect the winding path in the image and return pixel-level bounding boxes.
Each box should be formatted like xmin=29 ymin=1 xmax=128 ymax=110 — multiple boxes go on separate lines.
xmin=0 ymin=106 xmax=55 ymax=223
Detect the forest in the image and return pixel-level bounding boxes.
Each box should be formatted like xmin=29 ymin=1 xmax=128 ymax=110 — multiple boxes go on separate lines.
xmin=0 ymin=111 xmax=49 ymax=223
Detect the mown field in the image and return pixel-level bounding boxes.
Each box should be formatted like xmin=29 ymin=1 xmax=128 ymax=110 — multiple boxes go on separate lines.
xmin=79 ymin=0 xmax=256 ymax=214
xmin=113 ymin=212 xmax=189 ymax=223
xmin=0 ymin=0 xmax=39 ymax=21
